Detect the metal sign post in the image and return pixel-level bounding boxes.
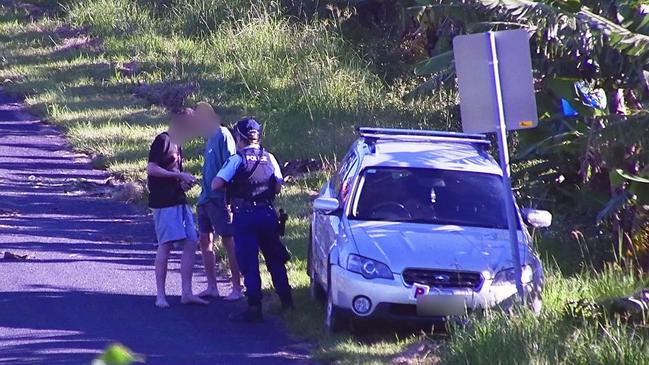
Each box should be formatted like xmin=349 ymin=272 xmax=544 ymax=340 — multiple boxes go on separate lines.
xmin=454 ymin=29 xmax=539 ymax=303
xmin=487 ymin=32 xmax=525 ymax=302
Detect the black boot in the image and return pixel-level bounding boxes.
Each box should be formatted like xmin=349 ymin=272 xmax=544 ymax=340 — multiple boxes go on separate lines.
xmin=229 ymin=304 xmax=263 ymax=323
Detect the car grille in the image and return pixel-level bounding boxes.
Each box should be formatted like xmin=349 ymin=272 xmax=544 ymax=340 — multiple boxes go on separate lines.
xmin=402 ymin=269 xmax=483 ymax=290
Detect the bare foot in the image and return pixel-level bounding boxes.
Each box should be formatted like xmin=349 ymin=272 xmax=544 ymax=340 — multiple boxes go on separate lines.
xmin=181 ymin=295 xmax=209 ymax=305
xmin=198 ymin=287 xmax=221 ymax=298
xmin=155 ymin=297 xmax=170 ymax=308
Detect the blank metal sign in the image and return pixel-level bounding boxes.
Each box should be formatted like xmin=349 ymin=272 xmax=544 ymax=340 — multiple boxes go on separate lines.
xmin=453 ymin=29 xmax=538 ymax=134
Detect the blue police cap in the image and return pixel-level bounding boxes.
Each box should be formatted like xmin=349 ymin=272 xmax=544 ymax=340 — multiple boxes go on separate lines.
xmin=235 ymin=118 xmax=262 ymax=140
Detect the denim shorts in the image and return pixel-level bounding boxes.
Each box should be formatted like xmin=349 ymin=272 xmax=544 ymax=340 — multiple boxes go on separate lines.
xmin=197 ymin=199 xmax=234 ymax=237
xmin=152 ymin=204 xmax=198 ymax=246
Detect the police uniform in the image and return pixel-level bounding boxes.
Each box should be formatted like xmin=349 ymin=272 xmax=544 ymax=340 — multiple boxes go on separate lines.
xmin=216 ymin=120 xmax=293 ymax=321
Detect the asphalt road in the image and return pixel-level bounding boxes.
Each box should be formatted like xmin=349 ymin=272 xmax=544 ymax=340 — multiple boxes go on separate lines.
xmin=0 ymin=90 xmax=312 ymax=365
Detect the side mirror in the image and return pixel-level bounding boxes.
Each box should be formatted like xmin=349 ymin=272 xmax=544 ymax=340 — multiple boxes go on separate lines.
xmin=522 ymin=208 xmax=552 ymax=228
xmin=313 ymin=197 xmax=340 ymax=214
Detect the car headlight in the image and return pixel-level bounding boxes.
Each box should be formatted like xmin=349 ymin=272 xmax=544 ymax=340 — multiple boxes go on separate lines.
xmin=347 ymin=254 xmax=393 ymax=280
xmin=492 ymin=265 xmax=534 ymax=286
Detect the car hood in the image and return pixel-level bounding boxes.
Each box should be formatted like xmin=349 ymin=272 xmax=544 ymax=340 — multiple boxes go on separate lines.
xmin=348 ymin=221 xmax=528 ymax=276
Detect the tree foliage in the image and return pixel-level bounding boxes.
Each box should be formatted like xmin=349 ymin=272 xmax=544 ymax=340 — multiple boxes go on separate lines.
xmin=406 ymin=0 xmax=649 ymax=264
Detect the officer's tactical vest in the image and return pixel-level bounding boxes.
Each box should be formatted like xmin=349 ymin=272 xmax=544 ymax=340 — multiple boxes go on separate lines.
xmin=229 ymin=146 xmax=276 ymax=202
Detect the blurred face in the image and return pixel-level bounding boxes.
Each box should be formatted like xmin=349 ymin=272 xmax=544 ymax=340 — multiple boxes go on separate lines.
xmin=194 ymin=104 xmax=221 ymax=137
xmin=170 ymin=108 xmax=198 ymax=140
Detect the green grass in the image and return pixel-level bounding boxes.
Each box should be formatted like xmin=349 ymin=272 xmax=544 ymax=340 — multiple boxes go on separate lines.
xmin=1 ymin=2 xmax=647 ymax=364
xmin=0 ymin=2 xmax=443 ymax=361
xmin=444 ymin=309 xmax=649 ymax=365
xmin=442 ymin=265 xmax=649 ymax=365
xmin=1 ymin=0 xmax=457 ymax=187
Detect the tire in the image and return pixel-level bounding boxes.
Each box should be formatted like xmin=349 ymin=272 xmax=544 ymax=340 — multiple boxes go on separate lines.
xmin=325 ymin=272 xmax=347 ymax=333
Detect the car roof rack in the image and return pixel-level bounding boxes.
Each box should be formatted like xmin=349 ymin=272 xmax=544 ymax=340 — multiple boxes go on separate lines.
xmin=357 ymin=127 xmax=490 ymax=147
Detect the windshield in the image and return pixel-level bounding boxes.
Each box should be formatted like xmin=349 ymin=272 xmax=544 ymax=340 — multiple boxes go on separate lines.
xmin=350 ymin=167 xmax=515 ymax=229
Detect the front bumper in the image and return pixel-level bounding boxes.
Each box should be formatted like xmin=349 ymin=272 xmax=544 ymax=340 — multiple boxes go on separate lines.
xmin=331 ymin=265 xmax=524 ymax=321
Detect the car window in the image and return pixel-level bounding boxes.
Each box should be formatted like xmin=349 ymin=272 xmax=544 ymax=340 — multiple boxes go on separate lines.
xmin=332 ymin=151 xmax=358 ymax=203
xmin=350 ymin=167 xmax=519 ymax=229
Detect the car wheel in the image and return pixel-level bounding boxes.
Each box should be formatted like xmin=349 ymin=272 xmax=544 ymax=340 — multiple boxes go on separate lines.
xmin=308 ymin=225 xmax=326 ymax=302
xmin=325 ymin=274 xmax=347 ymax=333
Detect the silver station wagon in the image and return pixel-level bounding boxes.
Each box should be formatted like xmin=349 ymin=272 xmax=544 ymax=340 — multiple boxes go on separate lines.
xmin=308 ymin=128 xmax=551 ymax=332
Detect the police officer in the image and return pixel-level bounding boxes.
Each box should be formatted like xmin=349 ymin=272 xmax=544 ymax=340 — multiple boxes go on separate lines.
xmin=211 ymin=118 xmax=293 ymax=323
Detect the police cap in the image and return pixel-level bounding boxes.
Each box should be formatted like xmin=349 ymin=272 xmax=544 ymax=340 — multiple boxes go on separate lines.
xmin=235 ymin=118 xmax=262 ymax=141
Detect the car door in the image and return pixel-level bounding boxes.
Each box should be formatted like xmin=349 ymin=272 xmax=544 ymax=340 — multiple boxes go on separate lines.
xmin=313 ymin=149 xmax=359 ymax=285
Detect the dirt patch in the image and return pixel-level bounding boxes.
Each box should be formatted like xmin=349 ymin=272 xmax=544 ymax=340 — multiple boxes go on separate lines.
xmin=63 ymin=177 xmax=145 ymax=203
xmin=112 ymin=182 xmax=146 ymax=203
xmin=2 ymin=251 xmax=36 ymax=261
xmin=52 ymin=35 xmax=104 ymax=55
xmin=131 ymin=81 xmax=198 ymax=111
xmin=282 ymin=158 xmax=327 ymax=182
xmin=391 ymin=340 xmax=443 ymax=365
xmin=116 ymin=60 xmax=142 ymax=77
xmin=53 ymin=24 xmax=88 ymax=39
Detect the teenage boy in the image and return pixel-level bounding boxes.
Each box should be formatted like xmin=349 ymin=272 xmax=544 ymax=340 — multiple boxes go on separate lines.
xmin=194 ymin=102 xmax=243 ymax=300
xmin=147 ymin=107 xmax=207 ymax=308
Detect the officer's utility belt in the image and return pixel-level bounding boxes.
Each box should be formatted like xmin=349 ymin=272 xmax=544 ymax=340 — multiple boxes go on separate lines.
xmin=232 ymin=199 xmax=273 ymax=213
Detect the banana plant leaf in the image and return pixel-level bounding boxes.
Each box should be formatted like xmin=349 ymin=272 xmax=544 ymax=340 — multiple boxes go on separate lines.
xmin=514 ymin=130 xmax=582 ymax=161
xmin=408 ymin=3 xmax=482 ymax=24
xmin=609 ymin=169 xmax=626 ymax=189
xmin=513 ymin=159 xmax=557 ymax=177
xmin=545 ymin=0 xmax=581 ymax=13
xmin=631 ymin=182 xmax=649 ymax=205
xmin=615 ymin=170 xmax=649 ymax=184
xmin=465 ymin=21 xmax=530 ymax=33
xmin=404 ymin=65 xmax=456 ymax=101
xmin=413 ymin=50 xmax=454 ymax=76
xmin=596 ymin=190 xmax=633 ymax=224
xmin=613 ymin=170 xmax=649 ymax=205
xmin=475 ymin=0 xmax=649 ymax=57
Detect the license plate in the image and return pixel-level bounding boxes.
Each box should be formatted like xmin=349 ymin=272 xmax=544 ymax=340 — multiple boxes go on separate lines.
xmin=411 ymin=285 xmax=467 ymax=317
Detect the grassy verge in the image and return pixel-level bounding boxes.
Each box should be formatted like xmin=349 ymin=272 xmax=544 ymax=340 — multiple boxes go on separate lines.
xmin=1 ymin=2 xmax=647 ymax=364
xmin=0 ymin=2 xmax=437 ymax=362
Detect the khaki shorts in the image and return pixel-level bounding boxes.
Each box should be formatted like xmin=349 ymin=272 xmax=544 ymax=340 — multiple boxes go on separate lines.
xmin=152 ymin=204 xmax=198 ymax=246
xmin=197 ymin=199 xmax=234 ymax=236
